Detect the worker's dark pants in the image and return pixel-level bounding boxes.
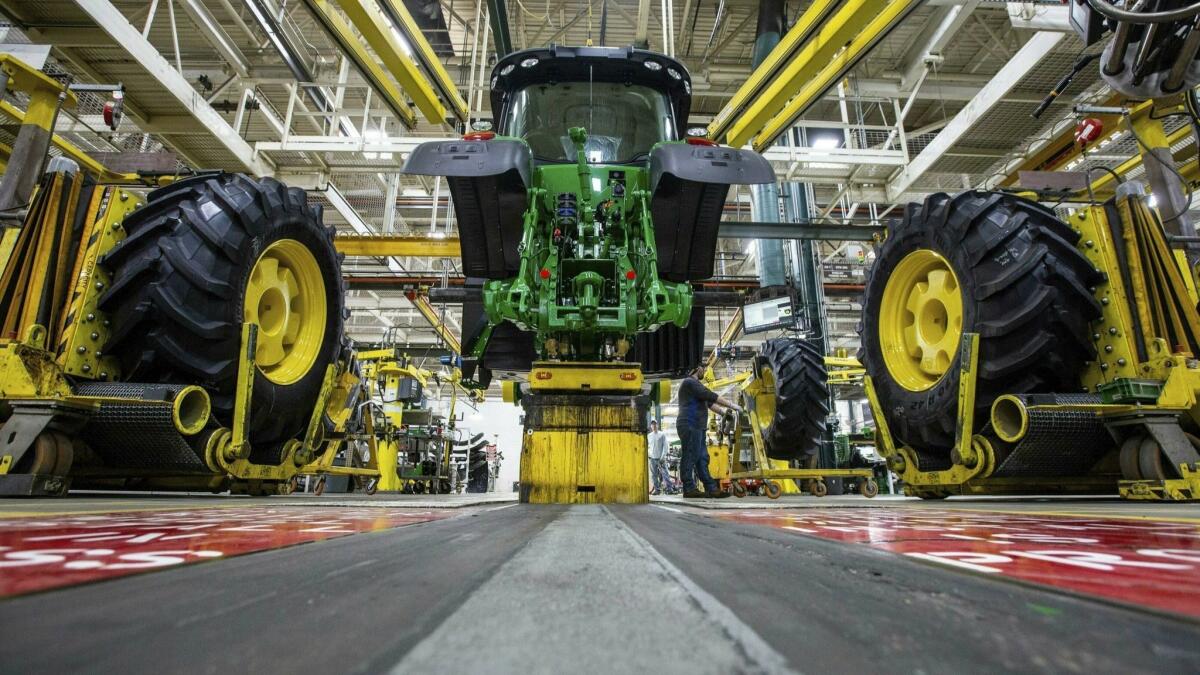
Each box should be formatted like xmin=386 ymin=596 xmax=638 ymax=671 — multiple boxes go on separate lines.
xmin=678 ymin=425 xmax=716 ymax=493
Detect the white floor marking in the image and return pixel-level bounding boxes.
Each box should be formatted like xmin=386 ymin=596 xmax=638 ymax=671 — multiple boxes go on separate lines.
xmin=608 ymin=506 xmax=799 ymax=675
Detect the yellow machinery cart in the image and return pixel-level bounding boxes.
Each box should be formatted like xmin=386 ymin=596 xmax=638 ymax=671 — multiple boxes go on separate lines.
xmin=708 ymin=358 xmax=878 ymax=499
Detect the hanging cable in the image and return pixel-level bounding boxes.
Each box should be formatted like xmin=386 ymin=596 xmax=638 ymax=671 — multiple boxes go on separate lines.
xmin=1086 ymin=0 xmax=1200 ymax=24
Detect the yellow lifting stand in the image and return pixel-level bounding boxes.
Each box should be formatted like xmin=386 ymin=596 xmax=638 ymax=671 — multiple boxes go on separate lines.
xmin=207 ymin=322 xmax=380 ymax=494
xmin=515 ymin=362 xmax=650 ymax=504
xmin=708 ymin=366 xmax=877 ymax=499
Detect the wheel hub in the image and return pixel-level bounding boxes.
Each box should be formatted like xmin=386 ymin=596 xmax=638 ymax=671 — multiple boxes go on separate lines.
xmin=245 ymin=239 xmax=327 ymax=385
xmin=879 ymin=250 xmax=963 ymax=391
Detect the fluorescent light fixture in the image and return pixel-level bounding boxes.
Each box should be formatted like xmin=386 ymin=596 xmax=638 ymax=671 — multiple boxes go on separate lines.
xmin=811 ymin=137 xmax=840 ymax=150
xmin=381 ymin=14 xmax=415 ymax=57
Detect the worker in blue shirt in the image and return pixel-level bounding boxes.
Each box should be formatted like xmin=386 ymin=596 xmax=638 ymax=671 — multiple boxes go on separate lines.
xmin=676 ymin=364 xmax=741 ymax=498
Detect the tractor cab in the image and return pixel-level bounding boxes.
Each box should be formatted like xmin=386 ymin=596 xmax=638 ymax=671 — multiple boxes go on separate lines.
xmin=488 ymin=46 xmax=693 ymax=166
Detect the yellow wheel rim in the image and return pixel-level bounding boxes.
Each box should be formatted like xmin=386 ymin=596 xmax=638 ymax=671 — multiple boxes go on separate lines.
xmin=245 ymin=239 xmax=326 ymax=386
xmin=879 ymin=249 xmax=963 ymax=392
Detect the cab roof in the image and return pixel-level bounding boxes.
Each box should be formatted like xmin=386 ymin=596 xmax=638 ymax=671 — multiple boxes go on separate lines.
xmin=489 ymin=45 xmax=693 ymax=136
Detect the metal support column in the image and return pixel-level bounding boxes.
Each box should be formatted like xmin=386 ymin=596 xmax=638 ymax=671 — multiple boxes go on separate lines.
xmin=0 ymin=58 xmax=74 ymax=221
xmin=751 ymin=0 xmax=787 ymax=288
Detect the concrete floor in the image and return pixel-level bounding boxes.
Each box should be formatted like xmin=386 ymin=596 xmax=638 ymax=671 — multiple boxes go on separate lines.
xmin=1 ymin=494 xmax=1198 ymax=673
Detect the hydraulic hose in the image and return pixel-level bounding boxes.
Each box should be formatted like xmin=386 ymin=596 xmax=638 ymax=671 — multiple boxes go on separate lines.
xmin=1086 ymin=0 xmax=1200 ymax=24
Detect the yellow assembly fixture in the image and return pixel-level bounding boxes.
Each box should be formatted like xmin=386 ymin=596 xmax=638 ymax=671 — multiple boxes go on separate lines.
xmin=515 ymin=362 xmax=649 ymax=504
xmin=864 ymin=113 xmax=1200 ymax=501
xmin=709 ymin=360 xmax=877 ymax=500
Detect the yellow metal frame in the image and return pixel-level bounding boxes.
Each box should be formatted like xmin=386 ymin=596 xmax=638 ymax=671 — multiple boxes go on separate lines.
xmin=208 ymin=322 xmax=380 ymax=489
xmin=706 ymin=0 xmax=841 ymax=141
xmin=709 ymin=0 xmax=918 ymax=149
xmin=0 ymin=54 xmax=76 ymax=132
xmin=865 ymin=332 xmax=1000 ymax=498
xmin=304 ymin=0 xmax=417 ymax=128
xmin=334 ymin=234 xmax=461 ymax=258
xmin=752 ymin=0 xmax=919 ymax=152
xmin=334 ymin=0 xmax=456 ymax=125
xmin=376 ymin=0 xmax=469 ymax=123
xmin=411 ymin=293 xmax=462 ymax=355
xmin=56 ymin=188 xmax=139 ymax=379
xmin=528 ymin=362 xmax=643 ymax=392
xmin=715 ymin=364 xmax=875 ymax=497
xmin=704 ymin=307 xmax=743 ymax=371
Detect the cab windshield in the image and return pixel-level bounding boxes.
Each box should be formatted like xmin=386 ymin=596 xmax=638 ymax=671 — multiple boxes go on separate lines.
xmin=503 ymin=81 xmax=675 ymax=163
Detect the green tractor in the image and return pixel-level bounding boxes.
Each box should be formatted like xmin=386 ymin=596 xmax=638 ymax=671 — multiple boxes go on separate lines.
xmin=404 ymin=46 xmax=773 ymax=386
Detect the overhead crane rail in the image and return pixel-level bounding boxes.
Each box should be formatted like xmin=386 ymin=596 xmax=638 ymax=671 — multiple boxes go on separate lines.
xmin=328 ymin=0 xmax=468 ymax=125
xmin=304 ymin=0 xmax=418 ymax=129
xmin=708 ymin=0 xmax=920 ymax=151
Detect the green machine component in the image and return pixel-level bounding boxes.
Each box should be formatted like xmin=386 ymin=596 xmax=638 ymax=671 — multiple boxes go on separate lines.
xmin=480 ymin=132 xmax=694 ymax=354
xmin=404 ymin=46 xmax=774 ymax=383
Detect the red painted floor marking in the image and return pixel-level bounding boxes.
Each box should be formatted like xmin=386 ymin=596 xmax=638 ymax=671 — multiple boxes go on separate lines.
xmin=0 ymin=507 xmax=452 ymax=596
xmin=711 ymin=508 xmax=1200 ymax=618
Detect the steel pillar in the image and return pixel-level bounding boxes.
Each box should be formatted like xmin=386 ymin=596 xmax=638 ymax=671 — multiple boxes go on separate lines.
xmin=751 ymin=0 xmax=787 ymax=288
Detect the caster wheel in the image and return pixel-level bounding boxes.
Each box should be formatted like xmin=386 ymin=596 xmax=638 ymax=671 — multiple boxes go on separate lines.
xmin=285 ymin=476 xmax=299 ymax=494
xmin=365 ymin=478 xmax=379 ymax=495
xmin=811 ymin=480 xmax=828 ymax=498
xmin=861 ymin=479 xmax=879 ymax=498
xmin=1119 ymin=435 xmax=1145 ymax=480
xmin=765 ymin=481 xmax=783 ymax=500
xmin=732 ymin=482 xmax=747 ymax=498
xmin=314 ymin=476 xmax=327 ymax=495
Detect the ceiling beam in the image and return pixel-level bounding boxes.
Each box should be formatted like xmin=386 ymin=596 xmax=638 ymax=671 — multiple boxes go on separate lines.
xmin=178 ymin=0 xmax=251 ymax=78
xmin=898 ymin=1 xmax=979 ymax=89
xmin=887 ymin=30 xmax=1065 ymax=201
xmin=70 ymin=0 xmax=273 ymax=176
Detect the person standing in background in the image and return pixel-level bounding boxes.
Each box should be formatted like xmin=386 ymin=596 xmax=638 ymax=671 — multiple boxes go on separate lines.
xmin=647 ymin=419 xmax=669 ymax=495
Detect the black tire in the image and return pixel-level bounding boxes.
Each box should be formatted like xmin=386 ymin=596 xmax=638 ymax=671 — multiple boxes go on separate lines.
xmin=99 ymin=173 xmax=346 ymax=464
xmin=754 ymin=338 xmax=830 ymax=461
xmin=465 ymin=439 xmax=490 ymax=493
xmin=860 ymin=191 xmax=1101 ymax=468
